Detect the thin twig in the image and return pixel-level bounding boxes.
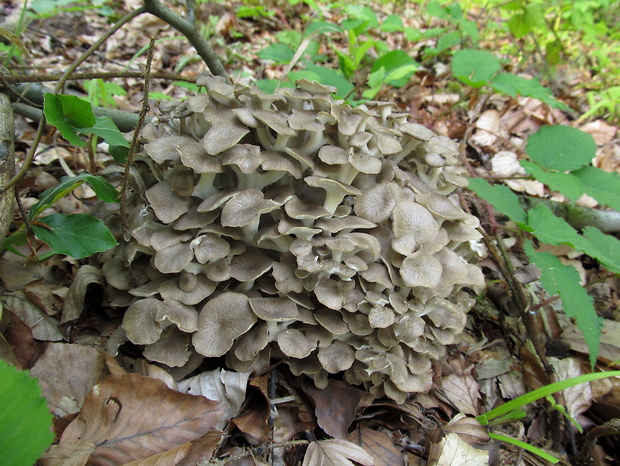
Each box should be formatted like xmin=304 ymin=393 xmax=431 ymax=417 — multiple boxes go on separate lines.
xmin=207 ymin=440 xmax=309 ymax=465
xmin=0 ymin=6 xmax=146 ymax=195
xmin=1 ymin=71 xmax=197 ymax=84
xmin=120 ymin=37 xmax=155 ymax=233
xmin=142 ymin=0 xmax=230 ymax=82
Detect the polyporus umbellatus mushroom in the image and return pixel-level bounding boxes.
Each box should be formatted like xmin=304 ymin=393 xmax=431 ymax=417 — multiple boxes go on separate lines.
xmin=100 ymin=76 xmax=485 ymax=403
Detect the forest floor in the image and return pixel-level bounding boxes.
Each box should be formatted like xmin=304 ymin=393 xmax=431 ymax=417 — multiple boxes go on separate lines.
xmin=1 ymin=0 xmax=620 ymax=464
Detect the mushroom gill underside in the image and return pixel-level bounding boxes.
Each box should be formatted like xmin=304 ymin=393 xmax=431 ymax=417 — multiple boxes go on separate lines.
xmin=99 ymin=76 xmax=485 ymax=404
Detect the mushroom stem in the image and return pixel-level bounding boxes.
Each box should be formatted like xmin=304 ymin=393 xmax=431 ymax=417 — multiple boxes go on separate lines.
xmin=389 ymin=138 xmax=419 ymax=165
xmin=323 ymin=192 xmax=348 ymax=216
xmin=193 ymin=172 xmax=218 ymax=199
xmin=335 ymin=164 xmax=360 ymax=185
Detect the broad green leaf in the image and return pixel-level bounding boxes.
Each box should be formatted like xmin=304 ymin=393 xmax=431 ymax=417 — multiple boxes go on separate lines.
xmin=452 ymin=49 xmax=500 ymax=88
xmin=372 ymin=50 xmax=418 ymax=87
xmin=34 ymin=214 xmax=118 ymax=259
xmin=255 ymin=79 xmax=282 ymax=95
xmin=29 ymin=173 xmax=120 ymax=220
xmin=458 ymin=18 xmax=479 ymax=44
xmin=258 ymin=43 xmax=294 ymax=64
xmin=381 ymin=15 xmax=404 ymax=32
xmin=344 ymin=5 xmax=378 ymax=29
xmin=507 ymin=11 xmax=533 ymax=38
xmin=491 ymin=73 xmax=568 ymax=110
xmin=427 ymin=1 xmax=448 ymax=19
xmin=43 ymin=94 xmax=92 ymax=146
xmin=0 ymin=359 xmax=54 ymax=466
xmin=306 ymin=21 xmax=341 ymax=35
xmin=433 ymin=31 xmax=461 ymax=55
xmin=520 ymin=160 xmax=584 ymax=201
xmin=582 ymin=227 xmax=620 ymax=273
xmin=524 ymin=240 xmax=602 ymax=367
xmin=527 ymin=204 xmax=592 ymax=252
xmin=526 ymin=126 xmax=596 ymax=172
xmin=90 ymin=116 xmax=130 ymax=148
xmin=467 ymin=177 xmax=528 ymax=226
xmin=109 ymin=145 xmax=129 ymax=164
xmin=571 ymin=166 xmax=620 ymax=211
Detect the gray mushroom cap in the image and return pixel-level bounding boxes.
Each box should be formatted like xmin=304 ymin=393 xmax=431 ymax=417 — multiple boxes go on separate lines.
xmin=193 ymin=292 xmax=258 ymax=357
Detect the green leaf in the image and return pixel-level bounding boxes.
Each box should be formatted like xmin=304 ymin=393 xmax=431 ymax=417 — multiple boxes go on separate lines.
xmin=258 ymin=43 xmax=294 ymax=64
xmin=33 ymin=213 xmax=118 ymax=259
xmin=526 ymin=126 xmax=596 ymax=172
xmin=491 ymin=73 xmax=568 ymax=110
xmin=520 ymin=160 xmax=584 ymax=201
xmin=452 ymin=49 xmax=501 ymax=88
xmin=571 ymin=166 xmax=620 ymax=211
xmin=44 ymin=94 xmax=95 ymax=146
xmin=527 ymin=204 xmax=592 ymax=252
xmin=29 ymin=173 xmax=120 ymax=221
xmin=255 ymin=79 xmax=282 ymax=95
xmin=433 ymin=31 xmax=461 ymax=54
xmin=372 ymin=50 xmax=418 ymax=87
xmin=582 ymin=227 xmax=620 ymax=274
xmin=467 ymin=177 xmax=528 ymax=226
xmin=90 ymin=116 xmax=130 ymax=148
xmin=524 ymin=240 xmax=602 ymax=367
xmin=109 ymin=145 xmax=129 ymax=164
xmin=0 ymin=359 xmax=54 ymax=466
xmin=381 ymin=15 xmax=404 ymax=32
xmin=488 ymin=433 xmax=559 ymax=463
xmin=344 ymin=5 xmax=378 ymax=29
xmin=507 ymin=11 xmax=533 ymax=38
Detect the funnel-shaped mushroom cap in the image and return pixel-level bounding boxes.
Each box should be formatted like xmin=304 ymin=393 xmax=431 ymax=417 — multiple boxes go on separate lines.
xmin=193 ymin=293 xmax=257 ymax=357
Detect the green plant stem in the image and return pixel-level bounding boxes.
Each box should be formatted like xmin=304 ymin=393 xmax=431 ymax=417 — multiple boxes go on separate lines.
xmin=0 ymin=6 xmax=147 ymax=195
xmin=142 ymin=0 xmax=230 ymax=82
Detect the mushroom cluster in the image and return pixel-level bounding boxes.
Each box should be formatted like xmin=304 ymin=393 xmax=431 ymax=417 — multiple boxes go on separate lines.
xmin=100 ymin=76 xmax=484 ymax=403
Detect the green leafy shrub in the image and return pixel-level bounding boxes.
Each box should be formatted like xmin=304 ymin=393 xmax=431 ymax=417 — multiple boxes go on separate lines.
xmin=469 ymin=125 xmax=620 ymax=365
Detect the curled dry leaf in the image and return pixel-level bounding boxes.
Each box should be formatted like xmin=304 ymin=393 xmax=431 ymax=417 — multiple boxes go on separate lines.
xmin=61 ymin=264 xmax=104 ymax=324
xmin=41 ymin=373 xmax=225 ymax=465
xmin=177 ymin=368 xmax=251 ymax=427
xmin=302 ymin=439 xmax=375 ymax=466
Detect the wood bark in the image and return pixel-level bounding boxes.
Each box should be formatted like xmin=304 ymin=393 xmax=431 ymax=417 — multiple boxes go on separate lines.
xmin=0 ymin=92 xmax=15 ymax=244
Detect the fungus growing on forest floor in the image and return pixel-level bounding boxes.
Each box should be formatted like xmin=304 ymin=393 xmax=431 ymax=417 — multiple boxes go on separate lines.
xmin=99 ymin=76 xmax=485 ymax=403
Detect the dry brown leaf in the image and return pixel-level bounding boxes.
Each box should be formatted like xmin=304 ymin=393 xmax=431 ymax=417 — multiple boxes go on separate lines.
xmin=177 ymin=368 xmax=251 ymax=427
xmin=427 ymin=432 xmax=489 ymax=465
xmin=61 ymin=265 xmax=104 ymax=324
xmin=42 ymin=373 xmax=225 ymax=465
xmin=304 ymin=379 xmax=374 ymax=439
xmin=441 ymin=372 xmax=481 ymax=416
xmin=580 ymin=120 xmax=617 ymax=146
xmin=123 ymin=442 xmax=192 ymax=466
xmin=497 ymin=371 xmax=526 ymax=400
xmin=549 ymin=357 xmax=592 ymax=422
xmin=30 ymin=343 xmax=107 ymax=417
xmin=443 ymin=414 xmax=490 ymax=446
xmin=177 ymin=430 xmax=223 ymax=466
xmin=1 ymin=292 xmax=64 ymax=341
xmin=40 ymin=441 xmax=95 ymax=466
xmin=23 ymin=279 xmax=66 ymax=316
xmin=348 ymin=424 xmax=404 ymax=466
xmin=302 ymin=439 xmax=374 ymax=466
xmin=562 ymin=320 xmax=620 ymax=365
xmin=0 ymin=257 xmax=54 ymax=291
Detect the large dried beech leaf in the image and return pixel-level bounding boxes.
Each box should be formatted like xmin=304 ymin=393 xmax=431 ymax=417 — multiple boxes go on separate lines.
xmin=304 ymin=380 xmax=373 ymax=439
xmin=49 ymin=373 xmax=225 ymax=465
xmin=123 ymin=442 xmax=192 ymax=466
xmin=348 ymin=425 xmax=404 ymax=466
xmin=30 ymin=343 xmax=106 ymax=417
xmin=302 ymin=439 xmax=374 ymax=466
